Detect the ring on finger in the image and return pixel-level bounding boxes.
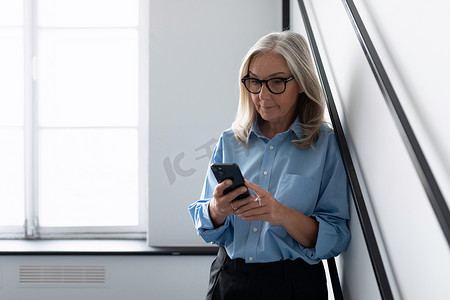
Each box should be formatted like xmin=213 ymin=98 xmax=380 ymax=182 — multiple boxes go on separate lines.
xmin=256 ymin=197 xmax=261 ymax=207
xmin=231 ymin=203 xmax=237 ymax=211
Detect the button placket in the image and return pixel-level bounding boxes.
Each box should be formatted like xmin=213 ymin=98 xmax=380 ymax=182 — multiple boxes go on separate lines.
xmin=244 ymin=139 xmax=277 ymax=263
xmin=245 ymin=221 xmax=261 ymax=262
xmin=259 ymin=141 xmax=277 ymax=188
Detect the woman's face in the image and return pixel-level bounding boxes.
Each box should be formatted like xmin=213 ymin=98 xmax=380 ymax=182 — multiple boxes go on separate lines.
xmin=248 ymin=52 xmax=302 ymax=127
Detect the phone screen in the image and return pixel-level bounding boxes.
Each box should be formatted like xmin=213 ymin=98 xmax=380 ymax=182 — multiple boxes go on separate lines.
xmin=210 ymin=163 xmax=250 ymax=201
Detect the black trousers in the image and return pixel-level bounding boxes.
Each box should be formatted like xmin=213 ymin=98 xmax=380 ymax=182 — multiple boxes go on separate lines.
xmin=206 ymin=247 xmax=328 ymax=300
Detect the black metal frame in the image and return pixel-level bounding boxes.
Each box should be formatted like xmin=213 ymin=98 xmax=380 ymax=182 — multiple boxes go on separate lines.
xmin=282 ymin=0 xmax=290 ymax=30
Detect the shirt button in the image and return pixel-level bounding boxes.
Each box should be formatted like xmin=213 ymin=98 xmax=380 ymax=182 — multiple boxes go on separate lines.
xmin=253 ymin=227 xmax=258 ymax=233
xmin=263 ymin=171 xmax=268 ymax=175
xmin=249 ymin=257 xmax=254 ymax=261
xmin=269 ymin=146 xmax=274 ymax=150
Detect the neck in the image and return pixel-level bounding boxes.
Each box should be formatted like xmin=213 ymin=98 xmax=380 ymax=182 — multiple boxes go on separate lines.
xmin=258 ymin=117 xmax=295 ymax=139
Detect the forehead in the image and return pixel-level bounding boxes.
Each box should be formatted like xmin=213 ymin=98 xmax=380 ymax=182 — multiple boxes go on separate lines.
xmin=248 ymin=52 xmax=290 ymax=76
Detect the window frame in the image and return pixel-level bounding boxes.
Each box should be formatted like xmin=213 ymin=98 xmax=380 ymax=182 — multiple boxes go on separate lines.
xmin=0 ymin=0 xmax=149 ymax=239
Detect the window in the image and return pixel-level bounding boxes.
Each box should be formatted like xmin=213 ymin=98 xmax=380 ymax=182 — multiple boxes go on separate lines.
xmin=0 ymin=0 xmax=149 ymax=239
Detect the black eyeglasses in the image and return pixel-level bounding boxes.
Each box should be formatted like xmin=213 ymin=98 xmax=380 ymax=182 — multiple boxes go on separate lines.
xmin=241 ymin=76 xmax=295 ymax=94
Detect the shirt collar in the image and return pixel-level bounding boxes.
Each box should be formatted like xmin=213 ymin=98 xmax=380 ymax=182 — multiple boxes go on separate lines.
xmin=249 ymin=117 xmax=302 ymax=141
xmin=290 ymin=117 xmax=302 ymax=140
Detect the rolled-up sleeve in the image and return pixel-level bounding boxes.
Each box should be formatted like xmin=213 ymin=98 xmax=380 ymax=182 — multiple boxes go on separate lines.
xmin=188 ymin=199 xmax=233 ymax=244
xmin=301 ymin=134 xmax=351 ymax=261
xmin=188 ymin=134 xmax=234 ymax=245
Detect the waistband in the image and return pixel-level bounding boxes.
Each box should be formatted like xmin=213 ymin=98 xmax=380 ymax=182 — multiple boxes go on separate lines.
xmin=217 ymin=246 xmax=317 ymax=275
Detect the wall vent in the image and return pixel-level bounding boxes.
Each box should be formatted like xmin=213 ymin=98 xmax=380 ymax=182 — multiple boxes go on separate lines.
xmin=19 ymin=265 xmax=106 ymax=287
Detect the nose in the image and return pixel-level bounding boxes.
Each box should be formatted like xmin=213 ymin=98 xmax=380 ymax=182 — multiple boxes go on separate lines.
xmin=258 ymin=82 xmax=271 ymax=100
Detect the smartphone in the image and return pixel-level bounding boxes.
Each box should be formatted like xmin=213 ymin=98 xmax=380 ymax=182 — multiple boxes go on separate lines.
xmin=210 ymin=163 xmax=250 ymax=201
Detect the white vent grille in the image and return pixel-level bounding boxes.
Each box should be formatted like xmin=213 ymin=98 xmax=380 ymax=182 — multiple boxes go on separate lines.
xmin=19 ymin=265 xmax=106 ymax=286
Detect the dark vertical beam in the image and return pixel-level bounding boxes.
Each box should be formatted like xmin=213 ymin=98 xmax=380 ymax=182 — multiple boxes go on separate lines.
xmin=327 ymin=257 xmax=344 ymax=300
xmin=282 ymin=0 xmax=290 ymax=30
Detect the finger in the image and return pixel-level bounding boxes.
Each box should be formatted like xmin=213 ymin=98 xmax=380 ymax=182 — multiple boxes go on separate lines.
xmin=235 ymin=193 xmax=272 ymax=215
xmin=226 ymin=186 xmax=250 ymax=202
xmin=232 ymin=195 xmax=256 ymax=211
xmin=238 ymin=209 xmax=267 ymax=220
xmin=216 ymin=179 xmax=232 ymax=194
xmin=244 ymin=180 xmax=267 ymax=197
xmin=213 ymin=180 xmax=238 ymax=201
xmin=240 ymin=214 xmax=268 ymax=222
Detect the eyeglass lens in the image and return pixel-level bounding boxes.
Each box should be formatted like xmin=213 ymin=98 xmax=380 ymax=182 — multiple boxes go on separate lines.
xmin=244 ymin=78 xmax=287 ymax=94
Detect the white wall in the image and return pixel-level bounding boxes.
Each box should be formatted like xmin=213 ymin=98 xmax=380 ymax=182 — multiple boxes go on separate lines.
xmin=147 ymin=0 xmax=282 ymax=246
xmin=0 ymin=255 xmax=215 ymax=300
xmin=354 ymin=0 xmax=450 ymax=204
xmin=290 ymin=0 xmax=450 ymax=299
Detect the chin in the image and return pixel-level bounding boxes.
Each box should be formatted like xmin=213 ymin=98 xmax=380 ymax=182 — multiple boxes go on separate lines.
xmin=258 ymin=110 xmax=277 ymax=120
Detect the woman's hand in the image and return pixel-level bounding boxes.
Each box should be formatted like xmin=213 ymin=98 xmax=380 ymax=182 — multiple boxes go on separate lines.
xmin=209 ymin=180 xmax=253 ymax=227
xmin=239 ymin=180 xmax=319 ymax=248
xmin=235 ymin=180 xmax=287 ymax=226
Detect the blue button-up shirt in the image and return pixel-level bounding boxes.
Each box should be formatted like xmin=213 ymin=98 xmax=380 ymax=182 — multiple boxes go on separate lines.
xmin=189 ymin=120 xmax=350 ymax=264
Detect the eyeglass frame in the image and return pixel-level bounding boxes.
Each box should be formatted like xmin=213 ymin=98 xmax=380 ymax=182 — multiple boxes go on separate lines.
xmin=241 ymin=76 xmax=295 ymax=94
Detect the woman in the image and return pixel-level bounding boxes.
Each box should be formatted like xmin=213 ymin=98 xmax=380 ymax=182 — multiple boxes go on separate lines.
xmin=189 ymin=31 xmax=350 ymax=300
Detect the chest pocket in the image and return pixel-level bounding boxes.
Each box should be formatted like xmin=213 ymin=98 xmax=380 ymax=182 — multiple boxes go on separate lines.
xmin=275 ymin=174 xmax=320 ymax=215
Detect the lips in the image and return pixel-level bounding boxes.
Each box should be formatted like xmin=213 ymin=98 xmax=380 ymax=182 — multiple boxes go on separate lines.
xmin=260 ymin=105 xmax=277 ymax=110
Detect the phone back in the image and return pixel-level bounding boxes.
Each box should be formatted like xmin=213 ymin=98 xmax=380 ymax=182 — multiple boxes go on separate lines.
xmin=210 ymin=163 xmax=249 ymax=200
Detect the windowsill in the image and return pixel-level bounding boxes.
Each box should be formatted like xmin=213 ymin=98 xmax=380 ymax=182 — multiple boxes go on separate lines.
xmin=0 ymin=239 xmax=218 ymax=256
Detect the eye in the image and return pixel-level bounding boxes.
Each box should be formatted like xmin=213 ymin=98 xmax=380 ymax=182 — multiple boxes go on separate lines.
xmin=269 ymin=78 xmax=284 ymax=86
xmin=248 ymin=79 xmax=261 ymax=87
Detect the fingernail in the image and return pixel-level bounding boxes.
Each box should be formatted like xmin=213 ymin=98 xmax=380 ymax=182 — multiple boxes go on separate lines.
xmin=225 ymin=180 xmax=232 ymax=186
xmin=241 ymin=187 xmax=247 ymax=193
